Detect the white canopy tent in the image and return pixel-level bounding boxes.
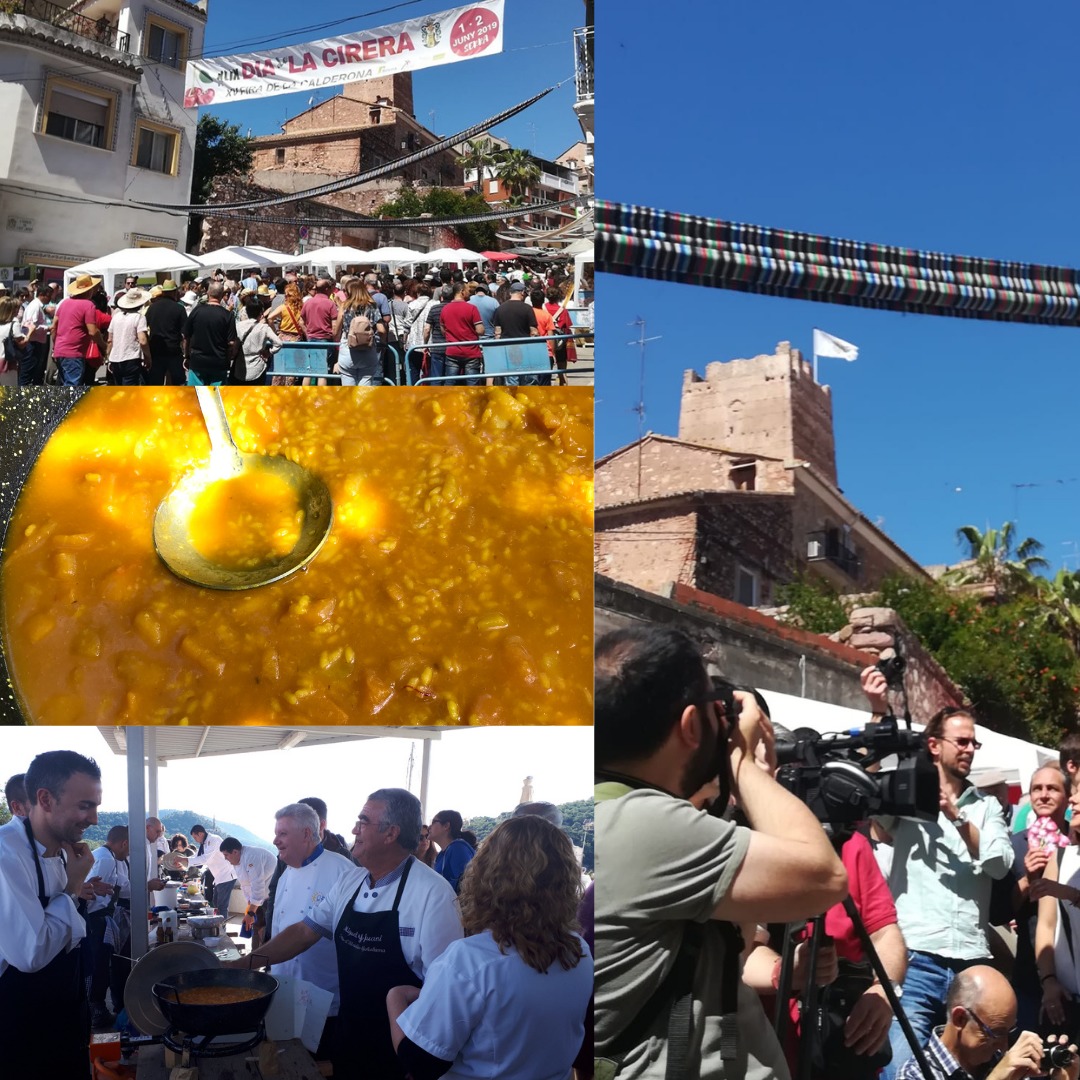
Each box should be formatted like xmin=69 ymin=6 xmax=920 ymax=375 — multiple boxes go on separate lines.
xmin=301 ymin=245 xmax=372 ymax=276
xmin=245 ymin=244 xmax=301 ymax=267
xmin=365 ymin=246 xmax=425 ymax=268
xmin=761 ymin=687 xmax=1056 ymax=790
xmin=98 ymin=725 xmax=443 ymax=961
xmin=192 ymin=245 xmax=287 ymax=271
xmin=425 ymin=247 xmax=485 ymax=265
xmin=65 ymin=248 xmax=203 ymax=293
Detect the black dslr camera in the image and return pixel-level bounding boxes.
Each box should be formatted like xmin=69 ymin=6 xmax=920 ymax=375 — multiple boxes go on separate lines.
xmin=874 ymin=642 xmax=906 ymax=690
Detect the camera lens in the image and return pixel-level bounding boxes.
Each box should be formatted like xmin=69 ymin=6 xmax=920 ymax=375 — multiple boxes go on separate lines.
xmin=1044 ymin=1044 xmax=1074 ymax=1068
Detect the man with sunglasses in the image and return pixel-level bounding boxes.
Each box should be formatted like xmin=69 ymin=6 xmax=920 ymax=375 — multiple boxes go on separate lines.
xmin=895 ymin=964 xmax=1078 ymax=1080
xmin=868 ymin=683 xmax=1015 ymax=1080
xmin=594 ymin=625 xmax=848 ymax=1079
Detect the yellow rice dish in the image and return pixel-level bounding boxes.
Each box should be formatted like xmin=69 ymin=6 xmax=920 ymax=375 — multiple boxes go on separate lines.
xmin=1 ymin=387 xmax=593 ymax=725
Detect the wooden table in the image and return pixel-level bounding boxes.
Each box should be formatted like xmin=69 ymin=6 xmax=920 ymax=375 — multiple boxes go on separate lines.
xmin=135 ymin=1038 xmax=326 ymax=1078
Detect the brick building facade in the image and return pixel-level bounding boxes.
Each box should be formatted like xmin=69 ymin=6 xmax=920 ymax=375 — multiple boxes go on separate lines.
xmin=246 ymin=73 xmax=462 ymax=217
xmin=595 ymin=342 xmax=929 ymax=607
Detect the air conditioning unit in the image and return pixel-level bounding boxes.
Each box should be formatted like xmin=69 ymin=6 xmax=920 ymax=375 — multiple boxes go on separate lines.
xmin=807 ymin=540 xmax=824 ymax=559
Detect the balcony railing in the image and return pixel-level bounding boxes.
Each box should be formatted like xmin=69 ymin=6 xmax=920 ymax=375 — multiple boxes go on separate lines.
xmin=573 ymin=25 xmax=593 ymax=101
xmin=4 ymin=0 xmax=130 ymax=51
xmin=806 ymin=530 xmax=861 ymax=580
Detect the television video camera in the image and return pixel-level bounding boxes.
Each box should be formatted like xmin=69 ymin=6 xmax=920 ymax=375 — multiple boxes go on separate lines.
xmin=774 ymin=717 xmax=939 ymax=826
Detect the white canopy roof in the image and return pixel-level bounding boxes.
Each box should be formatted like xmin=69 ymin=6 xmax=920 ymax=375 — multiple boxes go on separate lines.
xmin=193 ymin=245 xmax=286 ymax=271
xmin=366 ymin=246 xmax=425 ymax=266
xmin=761 ymin=687 xmax=1056 ymax=789
xmin=301 ymin=245 xmax=373 ymax=274
xmin=426 ymin=247 xmax=485 ymax=264
xmin=245 ymin=244 xmax=301 ymax=266
xmin=65 ymin=247 xmax=203 ymax=287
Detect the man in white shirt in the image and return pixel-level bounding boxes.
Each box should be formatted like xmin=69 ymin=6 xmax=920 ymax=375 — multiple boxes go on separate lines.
xmin=189 ymin=823 xmax=237 ymax=913
xmin=18 ymin=284 xmax=50 ymax=385
xmin=265 ymin=802 xmax=356 ymax=1055
xmin=219 ymin=837 xmax=276 ymax=920
xmin=85 ymin=825 xmax=129 ymax=1026
xmin=230 ymin=788 xmax=462 ymax=1077
xmin=144 ymin=817 xmax=167 ymax=896
xmin=0 ymin=750 xmax=100 ymax=1076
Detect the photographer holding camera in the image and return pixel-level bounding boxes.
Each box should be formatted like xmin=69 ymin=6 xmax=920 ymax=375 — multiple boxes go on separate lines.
xmin=895 ymin=965 xmax=1079 ymax=1080
xmin=864 ymin=668 xmax=1015 ymax=1080
xmin=593 ymin=625 xmax=849 ymax=1079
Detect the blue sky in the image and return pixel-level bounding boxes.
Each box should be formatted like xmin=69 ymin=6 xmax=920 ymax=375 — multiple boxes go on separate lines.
xmin=198 ymin=0 xmax=586 ymax=162
xmin=596 ymin=2 xmax=1080 ymax=572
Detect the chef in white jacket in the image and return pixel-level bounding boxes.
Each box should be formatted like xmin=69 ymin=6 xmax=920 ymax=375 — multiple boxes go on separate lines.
xmin=0 ymin=750 xmax=100 ymax=1077
xmin=219 ymin=837 xmax=277 ymax=915
xmin=264 ymin=802 xmax=356 ymax=1055
xmin=188 ymin=823 xmax=237 ymax=913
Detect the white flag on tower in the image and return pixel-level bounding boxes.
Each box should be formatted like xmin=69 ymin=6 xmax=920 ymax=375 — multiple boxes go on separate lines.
xmin=812 ymin=328 xmax=859 ymax=361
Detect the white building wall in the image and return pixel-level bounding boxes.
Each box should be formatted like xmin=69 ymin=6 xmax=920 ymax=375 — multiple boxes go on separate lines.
xmin=0 ymin=0 xmax=206 ymax=270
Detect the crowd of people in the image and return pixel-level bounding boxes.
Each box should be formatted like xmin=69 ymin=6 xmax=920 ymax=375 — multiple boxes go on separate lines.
xmin=0 ymin=754 xmax=592 ymax=1079
xmin=593 ymin=625 xmax=1080 ymax=1080
xmin=0 ymin=259 xmax=589 ymax=389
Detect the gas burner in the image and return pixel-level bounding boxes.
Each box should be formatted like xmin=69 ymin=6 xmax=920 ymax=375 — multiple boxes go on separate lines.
xmin=160 ymin=1022 xmax=265 ymax=1060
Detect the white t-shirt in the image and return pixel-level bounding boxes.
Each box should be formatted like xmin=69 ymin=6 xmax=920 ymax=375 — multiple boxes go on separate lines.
xmin=108 ymin=309 xmax=147 ymax=362
xmin=22 ymin=297 xmax=48 ymax=343
xmin=188 ymin=832 xmax=236 ymax=883
xmin=0 ymin=818 xmax=85 ymax=978
xmin=234 ymin=846 xmax=278 ymax=906
xmin=304 ymin=855 xmax=462 ymax=982
xmin=398 ymin=930 xmax=592 ymax=1079
xmin=88 ymin=845 xmax=125 ymax=915
xmin=271 ymin=847 xmax=356 ymax=1015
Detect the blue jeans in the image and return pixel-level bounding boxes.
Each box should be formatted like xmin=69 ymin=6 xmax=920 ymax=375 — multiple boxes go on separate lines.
xmin=882 ymin=950 xmax=977 ymax=1080
xmin=18 ymin=340 xmax=47 ymax=386
xmin=106 ymin=359 xmax=145 ymax=386
xmin=212 ymin=879 xmax=237 ymax=916
xmin=55 ymin=356 xmax=86 ymax=386
xmin=443 ymin=356 xmax=483 ymax=386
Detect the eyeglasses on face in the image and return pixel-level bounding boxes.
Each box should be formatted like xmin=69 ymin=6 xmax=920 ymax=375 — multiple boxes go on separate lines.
xmin=966 ymin=1007 xmax=1016 ymax=1042
xmin=941 ymin=736 xmax=982 ymax=751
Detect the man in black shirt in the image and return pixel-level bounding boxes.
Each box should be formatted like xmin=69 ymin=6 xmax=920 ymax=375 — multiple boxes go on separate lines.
xmin=144 ymin=280 xmax=187 ymax=385
xmin=492 ymin=281 xmax=539 ymax=386
xmin=182 ymin=282 xmax=238 ymax=385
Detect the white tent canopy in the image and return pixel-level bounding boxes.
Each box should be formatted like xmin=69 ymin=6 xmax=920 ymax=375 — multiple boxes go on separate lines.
xmin=101 ymin=725 xmax=443 ymax=962
xmin=245 ymin=244 xmax=301 ymax=267
xmin=366 ymin=246 xmax=425 ymax=267
xmin=193 ymin=245 xmax=286 ymax=271
xmin=426 ymin=247 xmax=485 ymax=265
xmin=301 ymin=245 xmax=372 ymax=276
xmin=65 ymin=247 xmax=203 ymax=291
xmin=761 ymin=687 xmax=1056 ymax=790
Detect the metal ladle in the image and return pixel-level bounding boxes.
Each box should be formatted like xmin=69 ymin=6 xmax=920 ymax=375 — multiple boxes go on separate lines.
xmin=153 ymin=386 xmax=332 ymax=590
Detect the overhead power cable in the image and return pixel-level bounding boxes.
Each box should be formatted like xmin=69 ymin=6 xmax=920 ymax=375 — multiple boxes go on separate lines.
xmin=143 ymin=81 xmax=562 ymax=214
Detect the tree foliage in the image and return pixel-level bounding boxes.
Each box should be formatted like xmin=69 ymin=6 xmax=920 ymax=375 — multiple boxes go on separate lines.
xmin=191 ymin=114 xmax=254 ymax=205
xmin=776 ymin=574 xmax=848 ymax=634
xmin=494 ymin=148 xmax=541 ymax=200
xmin=373 ymin=185 xmax=497 ymax=251
xmin=0 ymin=795 xmax=9 ymax=828
xmin=463 ymin=799 xmax=593 ymax=872
xmin=459 ymin=138 xmax=497 ymax=191
xmin=942 ymin=521 xmax=1048 ymax=598
xmin=876 ymin=574 xmax=1080 ymax=746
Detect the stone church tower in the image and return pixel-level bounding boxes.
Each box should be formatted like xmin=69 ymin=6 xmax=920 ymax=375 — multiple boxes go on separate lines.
xmin=677 ymin=340 xmax=838 ymax=486
xmin=342 ymin=73 xmax=414 ymax=117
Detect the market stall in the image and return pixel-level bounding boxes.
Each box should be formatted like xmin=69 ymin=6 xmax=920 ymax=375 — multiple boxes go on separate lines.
xmin=64 ymin=248 xmax=203 ymax=296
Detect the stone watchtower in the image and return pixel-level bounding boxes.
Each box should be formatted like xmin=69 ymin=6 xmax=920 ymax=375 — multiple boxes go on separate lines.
xmin=342 ymin=73 xmax=414 ymax=117
xmin=677 ymin=341 xmax=838 ymax=486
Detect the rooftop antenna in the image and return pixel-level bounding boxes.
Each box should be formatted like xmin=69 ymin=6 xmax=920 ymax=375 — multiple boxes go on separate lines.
xmin=428 ymin=109 xmax=437 ymax=132
xmin=628 ymin=317 xmax=661 ymax=499
xmin=405 ymin=743 xmax=415 ymax=789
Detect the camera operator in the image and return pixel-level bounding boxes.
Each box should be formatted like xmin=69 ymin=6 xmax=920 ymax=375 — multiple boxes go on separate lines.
xmin=594 ymin=625 xmax=848 ymax=1079
xmin=895 ymin=964 xmax=1078 ymax=1080
xmin=742 ymin=722 xmax=907 ymax=1080
xmin=864 ymin=669 xmax=1015 ymax=1080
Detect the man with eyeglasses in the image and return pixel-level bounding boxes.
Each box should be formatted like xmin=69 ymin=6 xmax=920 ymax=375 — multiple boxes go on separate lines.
xmin=868 ymin=687 xmax=1015 ymax=1080
xmin=594 ymin=624 xmax=848 ymax=1079
xmin=896 ymin=964 xmax=1078 ymax=1080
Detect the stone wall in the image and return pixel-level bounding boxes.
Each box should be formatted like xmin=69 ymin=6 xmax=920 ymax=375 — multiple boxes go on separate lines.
xmin=593 ymin=508 xmax=697 ymax=597
xmin=831 ymin=606 xmax=965 ymax=723
xmin=596 ymin=438 xmax=790 ymax=508
xmin=677 ymin=341 xmax=837 ymax=485
xmin=596 ymin=576 xmax=875 ymax=711
xmin=694 ymin=498 xmax=793 ymax=604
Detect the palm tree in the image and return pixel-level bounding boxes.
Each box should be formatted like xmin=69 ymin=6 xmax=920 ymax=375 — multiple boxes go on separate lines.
xmin=943 ymin=521 xmax=1048 ymax=597
xmin=495 ymin=148 xmax=541 ymax=202
xmin=1036 ymin=569 xmax=1080 ymax=654
xmin=459 ymin=138 xmax=496 ymax=193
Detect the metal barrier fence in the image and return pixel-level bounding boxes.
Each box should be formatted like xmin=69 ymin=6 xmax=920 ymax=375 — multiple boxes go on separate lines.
xmin=405 ymin=334 xmax=594 ymax=386
xmin=264 ymin=336 xmax=593 ymax=386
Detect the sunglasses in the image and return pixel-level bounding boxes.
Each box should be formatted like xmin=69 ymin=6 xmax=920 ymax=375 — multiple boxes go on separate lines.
xmin=940 ymin=736 xmax=982 ymax=751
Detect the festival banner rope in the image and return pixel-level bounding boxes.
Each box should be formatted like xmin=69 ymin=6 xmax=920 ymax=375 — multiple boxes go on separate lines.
xmin=596 ymin=200 xmax=1080 ymax=328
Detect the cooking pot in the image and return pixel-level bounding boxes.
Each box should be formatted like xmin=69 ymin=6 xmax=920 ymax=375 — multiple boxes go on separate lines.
xmin=0 ymin=387 xmax=86 ymax=724
xmin=152 ymin=969 xmax=278 ymax=1036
